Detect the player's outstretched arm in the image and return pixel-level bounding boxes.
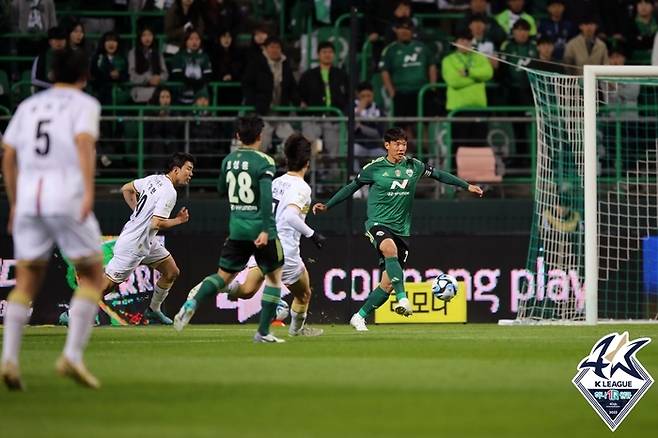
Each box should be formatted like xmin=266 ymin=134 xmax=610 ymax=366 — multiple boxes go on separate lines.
xmin=282 ymin=205 xmax=326 ymax=248
xmin=121 ymin=181 xmax=139 ymax=210
xmin=428 ymin=167 xmax=483 ymax=197
xmin=312 ymin=180 xmax=362 ymax=215
xmin=151 ymin=207 xmax=190 ymax=230
xmin=2 ymin=143 xmax=18 ymax=233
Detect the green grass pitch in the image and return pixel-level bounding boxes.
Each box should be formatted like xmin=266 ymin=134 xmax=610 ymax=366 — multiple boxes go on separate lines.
xmin=1 ymin=324 xmax=657 ymax=438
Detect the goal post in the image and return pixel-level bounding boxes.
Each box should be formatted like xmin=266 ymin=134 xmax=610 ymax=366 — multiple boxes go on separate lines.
xmin=505 ymin=65 xmax=658 ymax=325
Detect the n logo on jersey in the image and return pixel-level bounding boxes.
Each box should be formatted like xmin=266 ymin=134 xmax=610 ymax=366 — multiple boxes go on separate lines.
xmin=403 ymin=53 xmax=418 ymax=64
xmin=390 ymin=179 xmax=409 ymax=190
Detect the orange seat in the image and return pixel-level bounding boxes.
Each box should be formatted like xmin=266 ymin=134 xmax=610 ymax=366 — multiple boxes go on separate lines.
xmin=456 ymin=147 xmax=502 ymax=183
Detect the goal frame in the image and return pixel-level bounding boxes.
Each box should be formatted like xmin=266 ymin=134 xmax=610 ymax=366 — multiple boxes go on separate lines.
xmin=583 ymin=65 xmax=658 ymax=324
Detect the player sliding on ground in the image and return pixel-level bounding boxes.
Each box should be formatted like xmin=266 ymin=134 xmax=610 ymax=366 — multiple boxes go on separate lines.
xmin=174 ymin=116 xmax=287 ymax=343
xmin=223 ymin=133 xmax=325 ymax=337
xmin=1 ymin=49 xmax=105 ymax=389
xmin=101 ymin=152 xmax=194 ymax=324
xmin=313 ymin=127 xmax=484 ymax=331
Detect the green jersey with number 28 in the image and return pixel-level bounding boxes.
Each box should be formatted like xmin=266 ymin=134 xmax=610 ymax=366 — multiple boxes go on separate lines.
xmin=219 ymin=148 xmax=278 ymax=241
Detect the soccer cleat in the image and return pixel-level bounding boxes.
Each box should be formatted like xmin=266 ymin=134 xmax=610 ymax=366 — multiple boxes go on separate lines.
xmin=289 ymin=326 xmax=324 ymax=337
xmin=1 ymin=361 xmax=24 ymax=391
xmin=173 ymin=299 xmax=197 ymax=332
xmin=394 ymin=297 xmax=413 ymax=317
xmin=55 ymin=356 xmax=101 ymax=389
xmin=144 ymin=308 xmax=173 ymax=325
xmin=253 ymin=332 xmax=286 ymax=343
xmin=349 ymin=313 xmax=368 ymax=331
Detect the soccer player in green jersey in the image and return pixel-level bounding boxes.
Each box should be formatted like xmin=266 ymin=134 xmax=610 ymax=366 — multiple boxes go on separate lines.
xmin=174 ymin=116 xmax=286 ymax=343
xmin=313 ymin=127 xmax=483 ymax=331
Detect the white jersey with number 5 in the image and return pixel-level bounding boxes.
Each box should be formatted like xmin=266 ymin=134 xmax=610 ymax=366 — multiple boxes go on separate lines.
xmin=2 ymin=87 xmax=100 ymax=216
xmin=114 ymin=175 xmax=177 ymax=256
xmin=272 ymin=174 xmax=311 ymax=258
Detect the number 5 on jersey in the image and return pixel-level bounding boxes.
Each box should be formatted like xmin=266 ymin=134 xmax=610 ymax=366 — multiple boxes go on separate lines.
xmin=227 ymin=171 xmax=255 ymax=204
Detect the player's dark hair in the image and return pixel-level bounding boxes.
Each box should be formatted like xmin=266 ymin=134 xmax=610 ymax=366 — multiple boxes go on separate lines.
xmin=284 ymin=133 xmax=312 ymax=172
xmin=166 ymin=152 xmax=195 ymax=173
xmin=52 ymin=48 xmax=90 ymax=84
xmin=236 ymin=115 xmax=265 ymax=145
xmin=317 ymin=41 xmax=335 ymax=53
xmin=264 ymin=35 xmax=282 ymax=47
xmin=357 ymin=81 xmax=373 ymax=93
xmin=384 ymin=127 xmax=407 ymax=143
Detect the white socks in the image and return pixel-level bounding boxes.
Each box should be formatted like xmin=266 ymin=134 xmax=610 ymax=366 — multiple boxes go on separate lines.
xmin=1 ymin=302 xmax=30 ymax=366
xmin=150 ymin=284 xmax=170 ymax=312
xmin=289 ymin=310 xmax=307 ymax=334
xmin=63 ymin=298 xmax=98 ymax=365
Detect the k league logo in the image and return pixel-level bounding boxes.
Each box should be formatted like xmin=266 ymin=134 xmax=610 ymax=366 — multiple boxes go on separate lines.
xmin=572 ymin=332 xmax=653 ymax=431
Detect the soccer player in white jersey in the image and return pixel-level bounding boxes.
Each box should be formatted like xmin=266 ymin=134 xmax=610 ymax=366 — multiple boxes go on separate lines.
xmin=224 ymin=134 xmax=326 ymax=336
xmin=1 ymin=49 xmax=105 ymax=390
xmin=101 ymin=152 xmax=194 ymax=324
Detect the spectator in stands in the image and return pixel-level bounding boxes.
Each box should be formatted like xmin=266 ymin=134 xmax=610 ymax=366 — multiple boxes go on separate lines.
xmin=563 ymin=16 xmax=609 ymax=74
xmin=564 ymin=0 xmax=602 ymax=30
xmin=380 ymin=17 xmax=437 ymax=121
xmin=442 ymin=29 xmax=493 ymax=149
xmin=12 ymin=0 xmax=57 ymax=33
xmin=170 ymin=28 xmax=213 ymax=104
xmin=12 ymin=0 xmax=58 ymax=56
xmin=501 ymin=19 xmax=537 ymax=166
xmin=67 ymin=20 xmax=85 ymax=51
xmin=457 ymin=0 xmax=506 ymax=47
xmin=537 ymin=0 xmax=575 ymax=60
xmin=529 ymin=36 xmax=564 ymax=73
xmin=209 ymin=30 xmax=244 ymax=106
xmin=242 ymin=35 xmax=298 ymax=150
xmin=129 ymin=26 xmax=169 ymax=104
xmin=354 ymin=81 xmax=386 ymax=160
xmin=91 ymin=31 xmax=128 ymax=105
xmin=202 ymin=0 xmax=241 ymax=39
xmin=30 ymin=25 xmax=67 ymax=90
xmin=165 ymin=0 xmax=205 ymax=51
xmin=495 ymin=0 xmax=537 ymax=36
xmin=145 ymin=86 xmax=183 ymax=172
xmin=607 ymin=47 xmax=639 ymax=119
xmin=245 ymin=23 xmax=269 ymax=61
xmin=438 ymin=0 xmax=470 ymax=10
xmin=299 ymin=41 xmax=348 ymax=159
xmin=600 ymin=0 xmax=634 ymax=44
xmin=628 ymin=0 xmax=658 ymax=63
xmin=191 ymin=89 xmax=223 ymax=176
xmin=469 ymin=15 xmax=498 ymax=69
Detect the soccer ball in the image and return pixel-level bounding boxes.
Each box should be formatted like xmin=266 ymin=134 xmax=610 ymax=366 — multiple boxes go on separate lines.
xmin=275 ymin=299 xmax=290 ymax=321
xmin=432 ymin=274 xmax=458 ymax=302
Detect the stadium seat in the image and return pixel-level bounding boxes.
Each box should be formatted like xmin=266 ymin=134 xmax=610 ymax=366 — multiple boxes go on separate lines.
xmin=456 ymin=146 xmax=502 ymax=183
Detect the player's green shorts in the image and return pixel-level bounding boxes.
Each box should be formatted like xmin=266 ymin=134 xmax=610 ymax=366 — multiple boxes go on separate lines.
xmin=365 ymin=225 xmax=410 ymax=270
xmin=218 ymin=238 xmax=284 ymax=274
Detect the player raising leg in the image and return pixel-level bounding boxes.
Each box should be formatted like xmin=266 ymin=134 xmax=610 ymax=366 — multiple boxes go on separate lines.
xmin=224 ymin=133 xmax=325 ymax=336
xmin=1 ymin=49 xmax=105 ymax=389
xmin=174 ymin=115 xmax=286 ymax=343
xmin=101 ymin=152 xmax=194 ymax=324
xmin=313 ymin=127 xmax=483 ymax=331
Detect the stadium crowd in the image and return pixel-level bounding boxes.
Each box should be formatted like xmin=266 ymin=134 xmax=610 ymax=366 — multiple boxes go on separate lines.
xmin=1 ymin=0 xmax=658 ymax=176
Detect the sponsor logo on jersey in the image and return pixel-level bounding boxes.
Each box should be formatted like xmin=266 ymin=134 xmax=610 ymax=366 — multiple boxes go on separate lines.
xmin=383 ymin=171 xmax=389 ymax=177
xmin=573 ymin=332 xmax=654 ymax=431
xmin=390 ymin=179 xmax=409 ymax=190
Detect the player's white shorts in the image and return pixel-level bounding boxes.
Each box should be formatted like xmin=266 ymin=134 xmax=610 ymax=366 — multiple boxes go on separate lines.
xmin=246 ymin=254 xmax=306 ymax=285
xmin=105 ymin=238 xmax=170 ymax=283
xmin=12 ymin=214 xmax=102 ymax=262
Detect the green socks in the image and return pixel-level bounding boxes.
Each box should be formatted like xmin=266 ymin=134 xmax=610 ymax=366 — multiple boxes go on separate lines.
xmin=192 ymin=274 xmax=226 ymax=305
xmin=258 ymin=285 xmax=281 ymax=336
xmin=357 ymin=287 xmax=390 ymax=318
xmin=385 ymin=256 xmax=406 ymax=301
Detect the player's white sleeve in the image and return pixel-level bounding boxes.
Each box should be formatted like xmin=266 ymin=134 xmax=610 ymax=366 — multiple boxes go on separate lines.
xmin=73 ymin=98 xmax=100 ymax=140
xmin=153 ymin=188 xmax=177 ymax=219
xmin=132 ymin=176 xmax=147 ymax=194
xmin=2 ymin=105 xmax=23 ymax=150
xmin=281 ymin=205 xmax=314 ymax=238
